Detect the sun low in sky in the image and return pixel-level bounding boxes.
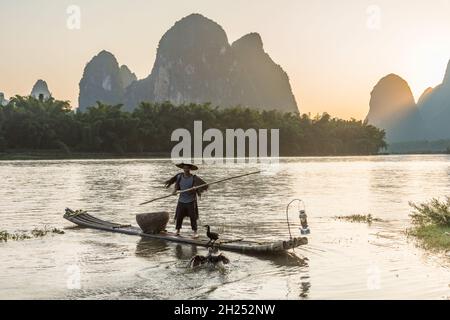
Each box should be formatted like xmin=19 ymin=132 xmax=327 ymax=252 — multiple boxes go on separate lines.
xmin=1 ymin=0 xmax=450 ymax=119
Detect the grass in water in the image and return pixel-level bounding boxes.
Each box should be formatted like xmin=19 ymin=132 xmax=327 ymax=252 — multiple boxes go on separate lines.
xmin=0 ymin=227 xmax=65 ymax=243
xmin=0 ymin=231 xmax=31 ymax=242
xmin=409 ymin=198 xmax=450 ymax=250
xmin=335 ymin=214 xmax=382 ymax=224
xmin=407 ymin=225 xmax=450 ymax=250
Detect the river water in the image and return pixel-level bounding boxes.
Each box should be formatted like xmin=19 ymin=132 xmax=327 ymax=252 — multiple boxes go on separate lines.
xmin=0 ymin=155 xmax=449 ymax=299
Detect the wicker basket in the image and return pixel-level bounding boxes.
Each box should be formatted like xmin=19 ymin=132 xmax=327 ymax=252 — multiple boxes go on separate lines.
xmin=136 ymin=212 xmax=169 ymax=234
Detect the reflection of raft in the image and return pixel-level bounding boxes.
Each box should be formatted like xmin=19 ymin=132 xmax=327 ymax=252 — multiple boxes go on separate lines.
xmin=63 ymin=209 xmax=308 ymax=254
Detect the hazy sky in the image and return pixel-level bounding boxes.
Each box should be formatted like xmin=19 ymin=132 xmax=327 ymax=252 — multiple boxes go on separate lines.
xmin=1 ymin=0 xmax=450 ymax=119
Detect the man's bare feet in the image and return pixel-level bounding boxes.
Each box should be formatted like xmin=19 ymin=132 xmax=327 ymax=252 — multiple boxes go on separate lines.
xmin=192 ymin=232 xmax=199 ymax=239
xmin=175 ymin=230 xmax=181 ymax=236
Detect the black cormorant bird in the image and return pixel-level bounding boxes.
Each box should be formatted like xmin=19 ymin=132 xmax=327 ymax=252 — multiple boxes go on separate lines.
xmin=208 ymin=252 xmax=230 ymax=265
xmin=189 ymin=254 xmax=207 ymax=268
xmin=189 ymin=248 xmax=230 ymax=268
xmin=204 ymin=225 xmax=219 ymax=245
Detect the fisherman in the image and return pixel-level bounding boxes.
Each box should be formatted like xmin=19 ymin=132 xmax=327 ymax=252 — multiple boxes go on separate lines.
xmin=164 ymin=163 xmax=208 ymax=238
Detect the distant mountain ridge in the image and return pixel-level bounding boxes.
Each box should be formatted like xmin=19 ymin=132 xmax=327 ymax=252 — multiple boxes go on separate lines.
xmin=366 ymin=61 xmax=450 ymax=143
xmin=78 ymin=13 xmax=298 ymax=113
xmin=30 ymin=80 xmax=51 ymax=100
xmin=366 ymin=74 xmax=423 ymax=142
xmin=1 ymin=80 xmax=52 ymax=106
xmin=0 ymin=92 xmax=8 ymax=106
xmin=417 ymin=60 xmax=450 ymax=140
xmin=78 ymin=51 xmax=137 ymax=111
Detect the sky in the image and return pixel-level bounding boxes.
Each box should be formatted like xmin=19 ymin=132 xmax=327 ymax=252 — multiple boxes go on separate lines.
xmin=1 ymin=0 xmax=450 ymax=119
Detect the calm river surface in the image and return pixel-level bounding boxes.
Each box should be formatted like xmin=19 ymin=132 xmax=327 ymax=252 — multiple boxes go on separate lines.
xmin=0 ymin=155 xmax=449 ymax=299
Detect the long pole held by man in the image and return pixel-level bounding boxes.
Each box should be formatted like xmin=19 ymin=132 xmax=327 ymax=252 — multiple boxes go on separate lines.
xmin=140 ymin=164 xmax=260 ymax=238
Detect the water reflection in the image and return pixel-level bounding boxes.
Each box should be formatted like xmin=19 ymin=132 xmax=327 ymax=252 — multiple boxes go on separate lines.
xmin=135 ymin=238 xmax=169 ymax=257
xmin=260 ymin=251 xmax=309 ymax=268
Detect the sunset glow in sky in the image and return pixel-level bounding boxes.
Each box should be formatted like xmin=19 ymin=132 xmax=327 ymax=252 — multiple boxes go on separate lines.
xmin=1 ymin=0 xmax=450 ymax=119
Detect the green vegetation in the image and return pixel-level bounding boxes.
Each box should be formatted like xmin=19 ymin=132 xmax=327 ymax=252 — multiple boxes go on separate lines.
xmin=409 ymin=198 xmax=450 ymax=250
xmin=410 ymin=198 xmax=450 ymax=226
xmin=0 ymin=227 xmax=65 ymax=242
xmin=335 ymin=214 xmax=382 ymax=224
xmin=407 ymin=225 xmax=450 ymax=250
xmin=0 ymin=96 xmax=387 ymax=157
xmin=0 ymin=231 xmax=31 ymax=242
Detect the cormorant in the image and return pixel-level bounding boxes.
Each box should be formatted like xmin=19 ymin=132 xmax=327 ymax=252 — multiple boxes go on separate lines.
xmin=204 ymin=225 xmax=219 ymax=245
xmin=189 ymin=248 xmax=230 ymax=268
xmin=189 ymin=254 xmax=207 ymax=268
xmin=207 ymin=252 xmax=230 ymax=265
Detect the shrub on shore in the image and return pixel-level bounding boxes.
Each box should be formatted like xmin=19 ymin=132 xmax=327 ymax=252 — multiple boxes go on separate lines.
xmin=409 ymin=198 xmax=450 ymax=250
xmin=409 ymin=198 xmax=450 ymax=226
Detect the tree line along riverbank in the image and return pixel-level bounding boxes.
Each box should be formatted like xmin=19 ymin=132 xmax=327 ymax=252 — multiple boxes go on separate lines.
xmin=0 ymin=95 xmax=387 ymax=158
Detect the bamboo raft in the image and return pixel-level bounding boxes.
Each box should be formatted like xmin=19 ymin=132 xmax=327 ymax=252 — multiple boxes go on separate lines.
xmin=63 ymin=209 xmax=308 ymax=254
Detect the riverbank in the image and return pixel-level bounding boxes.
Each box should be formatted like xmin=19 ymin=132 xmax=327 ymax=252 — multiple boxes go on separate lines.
xmin=0 ymin=150 xmax=170 ymax=160
xmin=0 ymin=150 xmax=407 ymax=160
xmin=1 ymin=150 xmax=449 ymax=161
xmin=387 ymin=139 xmax=450 ymax=154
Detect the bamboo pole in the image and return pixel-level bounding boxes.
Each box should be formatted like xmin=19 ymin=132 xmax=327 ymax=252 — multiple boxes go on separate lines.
xmin=139 ymin=171 xmax=261 ymax=205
